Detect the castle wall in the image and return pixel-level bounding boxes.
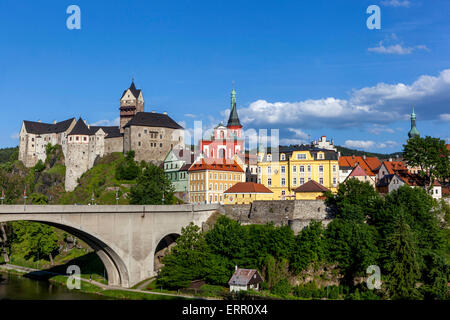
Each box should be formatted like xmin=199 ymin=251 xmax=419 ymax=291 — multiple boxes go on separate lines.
xmin=65 ymin=136 xmax=90 ymax=192
xmin=124 ymin=125 xmax=184 ymax=164
xmin=105 ymin=137 xmax=124 ymax=154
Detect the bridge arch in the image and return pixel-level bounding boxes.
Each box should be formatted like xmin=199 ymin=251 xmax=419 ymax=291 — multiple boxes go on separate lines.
xmin=0 ymin=218 xmax=130 ymax=287
xmin=153 ymin=233 xmax=180 ymax=273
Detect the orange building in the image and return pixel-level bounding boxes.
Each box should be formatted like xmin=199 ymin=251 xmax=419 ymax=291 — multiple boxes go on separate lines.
xmin=188 ymin=159 xmax=244 ymax=204
xmin=338 ymin=155 xmax=381 ymax=183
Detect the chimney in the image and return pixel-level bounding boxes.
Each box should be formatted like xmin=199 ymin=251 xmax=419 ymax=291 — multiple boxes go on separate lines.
xmin=163 ymin=112 xmax=167 ymax=115
xmin=53 ymin=120 xmax=57 ymax=124
xmin=38 ymin=120 xmax=42 ymax=123
xmin=363 ymin=154 xmax=366 ymax=160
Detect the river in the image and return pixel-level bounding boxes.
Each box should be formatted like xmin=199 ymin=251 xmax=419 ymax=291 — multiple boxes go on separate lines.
xmin=0 ymin=272 xmax=108 ymax=300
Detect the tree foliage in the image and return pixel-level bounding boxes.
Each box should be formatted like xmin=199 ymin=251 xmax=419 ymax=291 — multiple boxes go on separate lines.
xmin=115 ymin=151 xmax=140 ymax=181
xmin=403 ymin=135 xmax=450 ymax=184
xmin=129 ymin=161 xmax=175 ymax=205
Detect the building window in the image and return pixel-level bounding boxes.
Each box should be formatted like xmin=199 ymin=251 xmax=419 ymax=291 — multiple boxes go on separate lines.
xmin=333 ymin=177 xmax=337 ymax=186
xmin=307 ymin=165 xmax=311 ymax=173
xmin=319 ymin=178 xmax=324 ymax=185
xmin=144 ymin=129 xmax=147 ymax=134
xmin=300 ymin=166 xmax=304 ymax=173
xmin=268 ymin=178 xmax=272 ymax=187
xmin=281 ymin=166 xmax=286 ymax=174
xmin=219 ymin=174 xmax=222 ymax=180
xmin=138 ymin=133 xmax=141 ymax=137
xmin=318 ymin=153 xmax=323 ymax=159
xmin=224 ymin=184 xmax=227 ymax=190
xmin=267 ymin=166 xmax=272 ymax=175
xmin=160 ymin=143 xmax=162 ymax=147
xmin=138 ymin=141 xmax=141 ymax=146
xmin=76 ymin=137 xmax=79 ymax=141
xmin=281 ymin=190 xmax=285 ymax=196
xmin=258 ymin=167 xmax=261 ymax=174
xmin=319 ymin=165 xmax=323 ymax=173
xmin=297 ymin=154 xmax=306 ymax=160
xmin=281 ymin=178 xmax=286 ymax=186
xmin=215 ymin=195 xmax=218 ymax=202
xmin=300 ymin=178 xmax=304 ymax=185
xmin=214 ymin=183 xmax=218 ymax=191
xmin=160 ymin=135 xmax=162 ymax=139
xmin=292 ymin=165 xmax=296 ymax=173
xmin=267 ymin=154 xmax=272 ymax=161
xmin=214 ymin=174 xmax=218 ymax=179
xmin=293 ymin=178 xmax=297 ymax=186
xmin=333 ymin=165 xmax=337 ymax=172
xmin=280 ymin=154 xmax=285 ymax=160
xmin=220 ymin=184 xmax=223 ymax=190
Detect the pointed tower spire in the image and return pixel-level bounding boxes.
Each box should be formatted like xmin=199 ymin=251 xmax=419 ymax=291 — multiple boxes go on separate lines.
xmin=227 ymin=86 xmax=242 ymax=128
xmin=408 ymin=106 xmax=420 ymax=139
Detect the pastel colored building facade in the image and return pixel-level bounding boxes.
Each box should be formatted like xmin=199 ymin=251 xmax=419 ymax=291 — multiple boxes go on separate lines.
xmin=188 ymin=159 xmax=244 ymax=204
xmin=223 ymin=182 xmax=273 ymax=204
xmin=257 ymin=146 xmax=339 ymax=200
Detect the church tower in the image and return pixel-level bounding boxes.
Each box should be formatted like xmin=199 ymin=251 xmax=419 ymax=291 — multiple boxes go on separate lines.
xmin=226 ymin=88 xmax=243 ymax=138
xmin=408 ymin=106 xmax=420 ymax=139
xmin=120 ymin=80 xmax=144 ymax=132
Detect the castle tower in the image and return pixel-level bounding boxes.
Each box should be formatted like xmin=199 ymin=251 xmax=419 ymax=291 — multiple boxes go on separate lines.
xmin=120 ymin=80 xmax=145 ymax=132
xmin=65 ymin=118 xmax=92 ymax=191
xmin=408 ymin=106 xmax=420 ymax=139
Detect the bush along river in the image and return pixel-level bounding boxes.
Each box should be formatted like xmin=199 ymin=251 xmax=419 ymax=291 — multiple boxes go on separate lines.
xmin=0 ymin=272 xmax=108 ymax=300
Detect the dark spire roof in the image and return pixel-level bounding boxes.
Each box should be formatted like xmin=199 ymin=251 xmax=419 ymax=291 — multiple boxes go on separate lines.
xmin=121 ymin=80 xmax=142 ymax=99
xmin=68 ymin=118 xmax=92 ymax=136
xmin=123 ymin=112 xmax=184 ymax=129
xmin=227 ymin=89 xmax=242 ymax=128
xmin=89 ymin=126 xmax=123 ymax=139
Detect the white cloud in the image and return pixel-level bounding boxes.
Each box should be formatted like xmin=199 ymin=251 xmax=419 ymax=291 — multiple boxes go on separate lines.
xmin=184 ymin=113 xmax=196 ymax=118
xmin=440 ymin=113 xmax=450 ymax=121
xmin=280 ymin=138 xmax=308 ymax=146
xmin=381 ymin=0 xmax=411 ymax=7
xmin=368 ymin=124 xmax=395 ymax=135
xmin=368 ymin=42 xmax=429 ymax=55
xmin=91 ymin=117 xmax=120 ymax=126
xmin=345 ymin=140 xmax=376 ymax=149
xmin=235 ymin=69 xmax=450 ymax=129
xmin=345 ymin=139 xmax=398 ymax=150
xmin=10 ymin=133 xmax=19 ymax=140
xmin=287 ymin=128 xmax=309 ymax=139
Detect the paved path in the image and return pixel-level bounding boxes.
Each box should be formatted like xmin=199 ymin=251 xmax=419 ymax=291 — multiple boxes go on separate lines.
xmin=0 ymin=264 xmax=215 ymax=300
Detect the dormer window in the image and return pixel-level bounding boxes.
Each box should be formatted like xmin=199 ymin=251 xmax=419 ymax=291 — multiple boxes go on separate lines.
xmin=280 ymin=154 xmax=285 ymax=160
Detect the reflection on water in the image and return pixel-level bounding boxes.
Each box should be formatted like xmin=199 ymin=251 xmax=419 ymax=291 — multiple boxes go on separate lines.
xmin=0 ymin=272 xmax=108 ymax=300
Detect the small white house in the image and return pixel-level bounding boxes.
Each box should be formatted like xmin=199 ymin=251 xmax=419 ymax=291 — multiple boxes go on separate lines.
xmin=228 ymin=266 xmax=263 ymax=293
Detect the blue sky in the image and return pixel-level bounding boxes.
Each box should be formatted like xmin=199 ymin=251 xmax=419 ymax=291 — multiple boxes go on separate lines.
xmin=1 ymin=0 xmax=449 ymax=152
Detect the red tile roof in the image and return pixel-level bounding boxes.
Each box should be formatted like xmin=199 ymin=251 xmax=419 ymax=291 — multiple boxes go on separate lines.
xmin=338 ymin=156 xmax=379 ymax=176
xmin=383 ymin=161 xmax=408 ymax=175
xmin=348 ymin=164 xmax=369 ymax=177
xmin=188 ymin=158 xmax=244 ymax=172
xmin=224 ymin=182 xmax=273 ymax=194
xmin=293 ymin=180 xmax=330 ymax=193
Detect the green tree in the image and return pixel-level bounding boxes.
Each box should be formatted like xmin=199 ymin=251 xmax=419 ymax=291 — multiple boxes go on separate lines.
xmin=326 ymin=219 xmax=379 ymax=284
xmin=326 ymin=178 xmax=382 ymax=223
xmin=115 ymin=151 xmax=140 ymax=181
xmin=403 ymin=135 xmax=450 ymax=186
xmin=30 ymin=193 xmax=49 ymax=204
xmin=129 ymin=162 xmax=174 ymax=205
xmin=11 ymin=221 xmax=59 ymax=264
xmin=157 ymin=223 xmax=210 ymax=288
xmin=384 ymin=216 xmax=422 ymax=299
xmin=290 ymin=220 xmax=326 ymax=274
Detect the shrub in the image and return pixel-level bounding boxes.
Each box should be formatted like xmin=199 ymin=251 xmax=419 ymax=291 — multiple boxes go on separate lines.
xmin=271 ymin=279 xmax=291 ymax=297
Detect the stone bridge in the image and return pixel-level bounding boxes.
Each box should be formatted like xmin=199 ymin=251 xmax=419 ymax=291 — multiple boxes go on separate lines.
xmin=0 ymin=204 xmax=220 ymax=288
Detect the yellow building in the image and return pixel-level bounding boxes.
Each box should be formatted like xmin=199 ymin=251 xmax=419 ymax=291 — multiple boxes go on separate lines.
xmin=188 ymin=159 xmax=245 ymax=204
xmin=257 ymin=145 xmax=339 ymax=200
xmin=224 ymin=182 xmax=273 ymax=204
xmin=293 ymin=180 xmax=330 ymax=200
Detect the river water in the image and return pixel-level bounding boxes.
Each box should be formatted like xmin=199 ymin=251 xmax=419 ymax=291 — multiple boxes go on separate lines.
xmin=0 ymin=272 xmax=108 ymax=300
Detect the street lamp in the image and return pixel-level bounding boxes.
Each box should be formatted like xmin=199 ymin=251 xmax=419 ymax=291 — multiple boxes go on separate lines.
xmin=115 ymin=190 xmax=119 ymax=206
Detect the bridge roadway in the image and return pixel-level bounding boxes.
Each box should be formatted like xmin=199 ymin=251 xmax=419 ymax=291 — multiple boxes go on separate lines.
xmin=0 ymin=204 xmax=221 ymax=288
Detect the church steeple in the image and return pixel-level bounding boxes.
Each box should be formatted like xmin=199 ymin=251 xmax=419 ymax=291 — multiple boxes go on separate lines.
xmin=408 ymin=106 xmax=420 ymax=139
xmin=227 ymin=87 xmax=242 ymax=128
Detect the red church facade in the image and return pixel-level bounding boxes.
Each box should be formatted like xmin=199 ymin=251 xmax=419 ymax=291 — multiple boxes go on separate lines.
xmin=200 ymin=89 xmax=244 ymax=160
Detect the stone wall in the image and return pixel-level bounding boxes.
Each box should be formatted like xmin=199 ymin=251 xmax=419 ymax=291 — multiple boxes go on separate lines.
xmin=221 ymin=200 xmax=335 ymax=234
xmin=105 ymin=137 xmax=124 ymax=154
